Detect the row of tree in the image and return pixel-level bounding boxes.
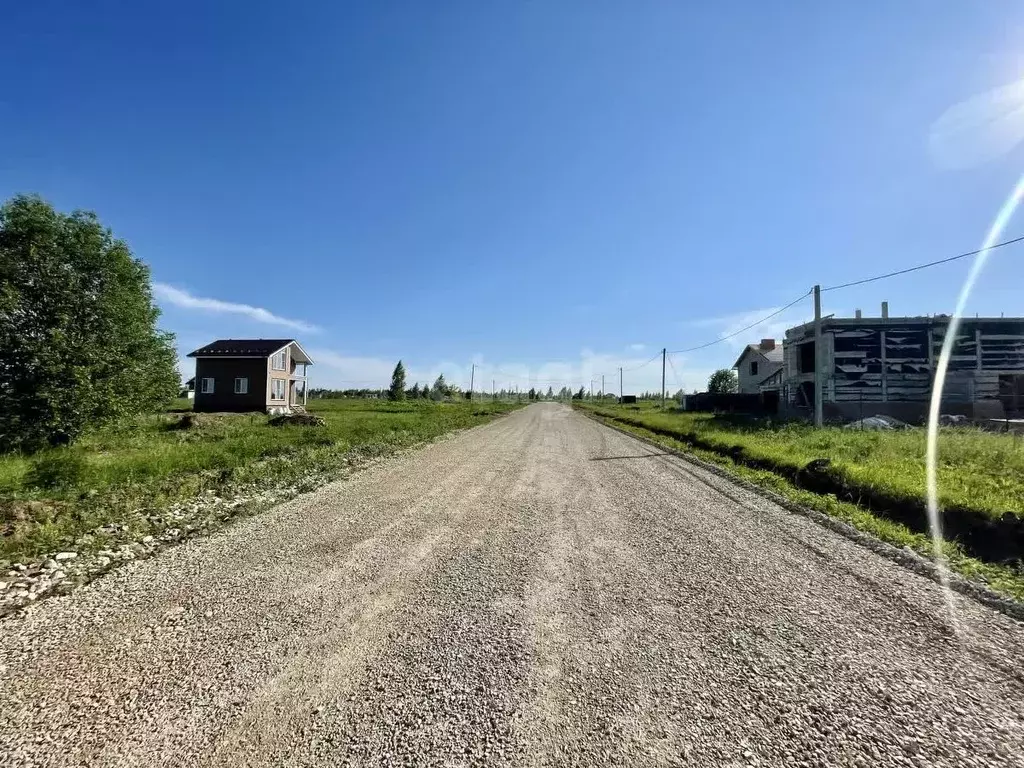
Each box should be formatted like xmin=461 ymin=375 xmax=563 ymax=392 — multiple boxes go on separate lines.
xmin=306 ymin=368 xmax=740 ymax=404
xmin=387 ymin=364 xmax=464 ymax=400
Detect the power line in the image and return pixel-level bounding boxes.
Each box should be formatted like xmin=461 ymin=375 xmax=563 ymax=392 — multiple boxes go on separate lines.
xmin=666 ymin=353 xmax=685 ymax=391
xmin=622 ymin=351 xmax=662 ymax=373
xmin=667 ymin=291 xmax=812 ymax=355
xmin=821 ymin=234 xmax=1024 ymax=293
xmin=659 ymin=234 xmax=1024 ymax=356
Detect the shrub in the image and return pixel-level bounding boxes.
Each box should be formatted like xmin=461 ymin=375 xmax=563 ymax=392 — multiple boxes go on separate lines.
xmin=27 ymin=451 xmax=89 ymax=490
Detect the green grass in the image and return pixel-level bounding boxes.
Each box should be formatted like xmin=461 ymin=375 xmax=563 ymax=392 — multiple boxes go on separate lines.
xmin=0 ymin=398 xmax=523 ymax=564
xmin=578 ymin=401 xmax=1024 ymax=521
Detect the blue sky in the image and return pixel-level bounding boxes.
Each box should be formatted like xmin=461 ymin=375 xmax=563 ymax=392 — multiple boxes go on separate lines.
xmin=4 ymin=2 xmax=1024 ymax=394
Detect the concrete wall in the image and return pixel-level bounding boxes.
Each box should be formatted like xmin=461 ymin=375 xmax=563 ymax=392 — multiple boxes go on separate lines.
xmin=782 ymin=316 xmax=1024 ymax=420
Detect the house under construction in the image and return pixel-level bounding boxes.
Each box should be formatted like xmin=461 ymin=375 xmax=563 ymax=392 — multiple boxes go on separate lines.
xmin=780 ymin=303 xmax=1024 ymax=422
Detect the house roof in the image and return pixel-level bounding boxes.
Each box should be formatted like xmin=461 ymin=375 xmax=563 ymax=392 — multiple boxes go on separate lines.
xmin=187 ymin=339 xmax=314 ymax=364
xmin=732 ymin=344 xmax=783 ymax=369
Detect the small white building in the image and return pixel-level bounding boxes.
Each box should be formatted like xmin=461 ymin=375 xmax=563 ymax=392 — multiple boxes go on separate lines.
xmin=733 ymin=339 xmax=784 ymax=394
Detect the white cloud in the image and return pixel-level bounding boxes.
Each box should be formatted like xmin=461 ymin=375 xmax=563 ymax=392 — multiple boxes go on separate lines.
xmin=154 ymin=283 xmax=319 ymax=333
xmin=628 ymin=343 xmax=646 ymax=352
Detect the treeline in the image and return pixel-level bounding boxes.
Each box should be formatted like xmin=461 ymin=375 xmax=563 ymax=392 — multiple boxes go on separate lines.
xmin=314 ymin=363 xmax=695 ymax=405
xmin=567 ymin=388 xmax=688 ymax=401
xmin=312 ymin=370 xmax=463 ymax=401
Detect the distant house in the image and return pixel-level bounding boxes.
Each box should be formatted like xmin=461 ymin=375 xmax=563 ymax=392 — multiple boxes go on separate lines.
xmin=733 ymin=339 xmax=783 ymax=394
xmin=782 ymin=304 xmax=1024 ymax=421
xmin=179 ymin=377 xmax=195 ymax=400
xmin=187 ymin=339 xmax=314 ymax=414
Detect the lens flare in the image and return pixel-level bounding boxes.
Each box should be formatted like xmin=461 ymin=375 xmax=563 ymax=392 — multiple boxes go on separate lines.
xmin=929 ymin=79 xmax=1024 ymax=169
xmin=925 ymin=172 xmax=1024 ymax=629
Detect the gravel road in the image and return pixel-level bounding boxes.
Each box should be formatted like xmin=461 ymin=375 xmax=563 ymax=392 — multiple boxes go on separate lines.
xmin=2 ymin=403 xmax=1022 ymax=767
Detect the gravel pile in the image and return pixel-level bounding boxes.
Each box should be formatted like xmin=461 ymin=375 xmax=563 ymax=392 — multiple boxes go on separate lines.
xmin=1 ymin=404 xmax=1022 ymax=767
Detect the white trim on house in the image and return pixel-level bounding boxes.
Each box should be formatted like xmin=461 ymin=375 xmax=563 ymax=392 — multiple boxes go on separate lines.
xmin=201 ymin=377 xmax=215 ymax=394
xmin=267 ymin=340 xmax=315 ymax=366
xmin=234 ymin=377 xmax=248 ymax=394
xmin=271 ymin=351 xmax=287 ymax=371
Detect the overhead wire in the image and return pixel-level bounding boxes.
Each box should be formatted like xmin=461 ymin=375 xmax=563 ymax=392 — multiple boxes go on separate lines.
xmin=821 ymin=234 xmax=1024 ymax=293
xmin=667 ymin=291 xmax=812 ymax=355
xmin=666 ymin=353 xmax=685 ymax=394
xmin=660 ymin=234 xmax=1024 ymax=355
xmin=622 ymin=351 xmax=662 ymax=373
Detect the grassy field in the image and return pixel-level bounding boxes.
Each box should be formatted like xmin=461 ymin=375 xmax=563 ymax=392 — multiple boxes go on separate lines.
xmin=0 ymin=398 xmax=522 ymax=564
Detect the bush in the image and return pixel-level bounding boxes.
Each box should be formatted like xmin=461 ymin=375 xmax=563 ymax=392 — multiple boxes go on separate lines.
xmin=0 ymin=195 xmax=179 ymax=451
xmin=27 ymin=451 xmax=89 ymax=490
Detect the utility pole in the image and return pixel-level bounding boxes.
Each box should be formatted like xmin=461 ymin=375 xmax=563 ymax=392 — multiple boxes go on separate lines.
xmin=813 ymin=284 xmax=823 ymax=427
xmin=492 ymin=379 xmax=495 ymax=401
xmin=601 ymin=374 xmax=605 ymax=400
xmin=661 ymin=348 xmax=667 ymax=409
xmin=590 ymin=380 xmax=594 ymax=399
xmin=619 ymin=367 xmax=623 ymax=403
xmin=469 ymin=364 xmax=475 ymax=401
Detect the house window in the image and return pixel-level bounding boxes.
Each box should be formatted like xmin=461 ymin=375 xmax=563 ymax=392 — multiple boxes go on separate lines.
xmin=271 ymin=351 xmax=287 ymax=371
xmin=750 ymin=360 xmax=759 ymax=376
xmin=271 ymin=378 xmax=286 ymax=400
xmin=234 ymin=377 xmax=248 ymax=395
xmin=201 ymin=377 xmax=215 ymax=394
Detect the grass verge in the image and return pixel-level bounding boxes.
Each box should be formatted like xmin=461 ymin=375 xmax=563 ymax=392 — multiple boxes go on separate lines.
xmin=577 ymin=403 xmax=1024 ymax=603
xmin=1 ymin=399 xmax=523 ymax=566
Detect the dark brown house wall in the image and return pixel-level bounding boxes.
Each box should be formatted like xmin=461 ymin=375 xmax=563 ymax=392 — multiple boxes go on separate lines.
xmin=193 ymin=358 xmax=269 ymax=412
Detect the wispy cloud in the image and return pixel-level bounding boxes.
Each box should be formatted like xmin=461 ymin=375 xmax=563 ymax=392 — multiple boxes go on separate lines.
xmin=154 ymin=283 xmax=319 ymax=333
xmin=628 ymin=343 xmax=646 ymax=352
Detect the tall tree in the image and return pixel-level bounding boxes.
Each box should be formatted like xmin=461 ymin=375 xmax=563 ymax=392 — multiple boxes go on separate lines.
xmin=431 ymin=374 xmax=447 ymax=400
xmin=528 ymin=387 xmax=537 ymax=400
xmin=388 ymin=360 xmax=407 ymax=401
xmin=707 ymin=368 xmax=739 ymax=394
xmin=0 ymin=195 xmax=178 ymax=451
xmin=546 ymin=386 xmax=554 ymax=399
xmin=409 ymin=382 xmax=420 ymax=399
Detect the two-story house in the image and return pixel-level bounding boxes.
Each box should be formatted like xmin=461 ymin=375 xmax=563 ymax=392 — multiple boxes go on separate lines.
xmin=733 ymin=339 xmax=783 ymax=394
xmin=187 ymin=339 xmax=313 ymax=413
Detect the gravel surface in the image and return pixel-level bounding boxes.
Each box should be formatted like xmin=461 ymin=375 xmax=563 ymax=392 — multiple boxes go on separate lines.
xmin=1 ymin=403 xmax=1022 ymax=767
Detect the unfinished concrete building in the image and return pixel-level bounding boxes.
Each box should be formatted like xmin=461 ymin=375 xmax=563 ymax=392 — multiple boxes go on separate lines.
xmin=782 ymin=304 xmax=1024 ymax=422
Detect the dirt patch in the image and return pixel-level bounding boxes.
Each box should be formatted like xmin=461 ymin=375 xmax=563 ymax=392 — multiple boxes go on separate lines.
xmin=268 ymin=413 xmax=327 ymax=427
